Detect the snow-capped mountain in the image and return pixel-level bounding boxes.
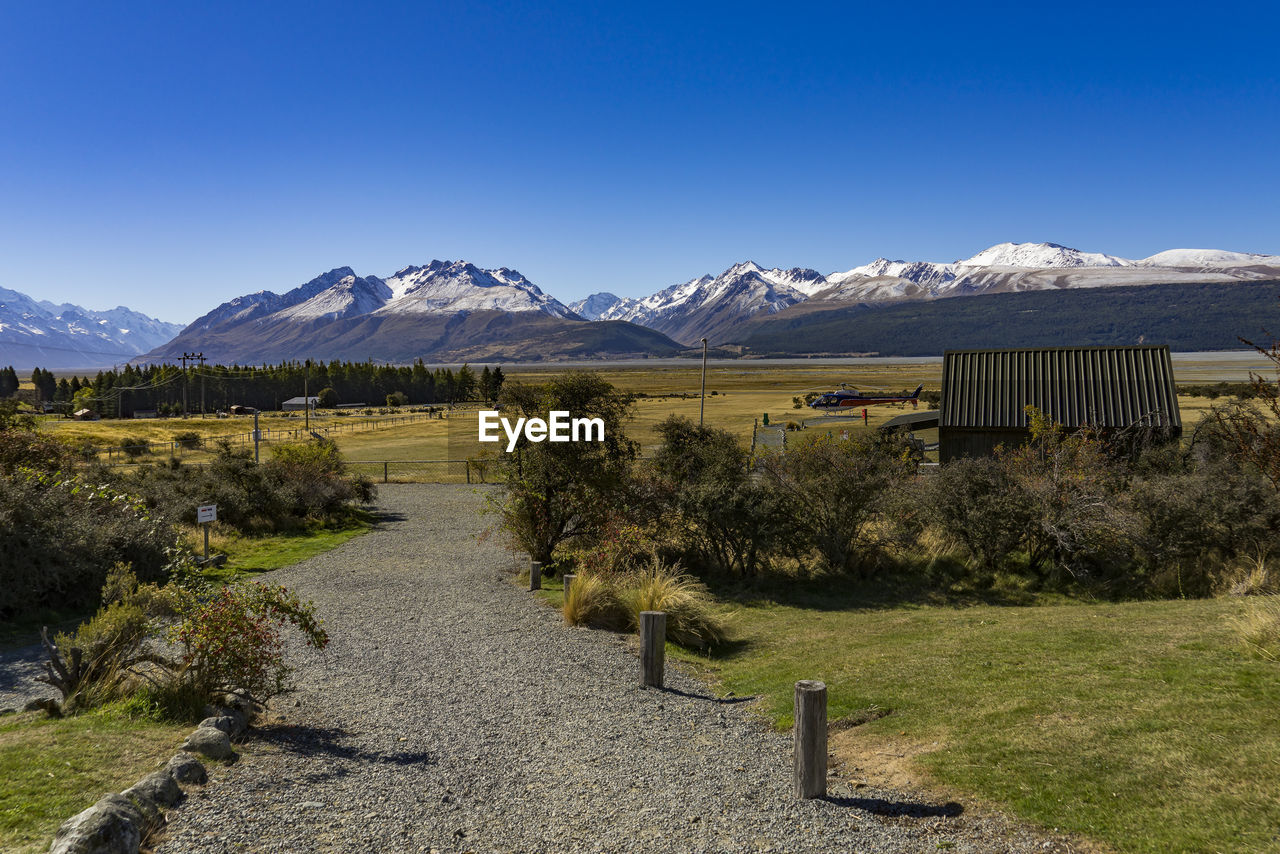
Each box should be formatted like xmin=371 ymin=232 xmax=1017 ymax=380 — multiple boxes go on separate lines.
xmin=379 ymin=261 xmax=575 ymax=318
xmin=812 ymin=242 xmax=1280 ymax=304
xmin=569 ymin=292 xmax=638 ymax=321
xmin=138 ymin=262 xmax=682 ymax=364
xmin=589 ymin=261 xmax=825 ymax=345
xmin=0 ymin=286 xmax=183 ymax=369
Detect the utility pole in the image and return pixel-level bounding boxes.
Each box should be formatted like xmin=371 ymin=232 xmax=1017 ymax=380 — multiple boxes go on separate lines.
xmin=304 ymin=359 xmax=311 ymax=433
xmin=180 ymin=354 xmax=190 ymax=418
xmin=196 ymin=353 xmax=206 ymax=417
xmin=699 ymin=337 xmax=708 ymax=426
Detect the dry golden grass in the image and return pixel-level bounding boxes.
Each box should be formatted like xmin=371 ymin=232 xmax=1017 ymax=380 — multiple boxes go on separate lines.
xmin=1232 ymin=594 xmax=1280 ymax=661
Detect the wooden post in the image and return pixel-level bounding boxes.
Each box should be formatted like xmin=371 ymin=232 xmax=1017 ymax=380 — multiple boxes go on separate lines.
xmin=793 ymin=680 xmax=828 ymax=799
xmin=562 ymin=573 xmax=575 ymax=605
xmin=383 ymin=461 xmax=389 ymax=483
xmin=640 ymin=611 xmax=666 ymax=688
xmin=530 ymin=560 xmax=542 ymax=591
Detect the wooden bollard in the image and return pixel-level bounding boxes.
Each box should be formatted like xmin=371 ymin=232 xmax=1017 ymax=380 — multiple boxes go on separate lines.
xmin=640 ymin=611 xmax=666 ymax=688
xmin=793 ymin=680 xmax=828 ymax=799
xmin=562 ymin=573 xmax=576 ymax=605
xmin=530 ymin=560 xmax=542 ymax=591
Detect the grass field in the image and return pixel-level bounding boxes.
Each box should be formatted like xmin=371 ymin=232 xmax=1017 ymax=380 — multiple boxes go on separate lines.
xmin=0 ymin=706 xmax=191 ymax=853
xmin=29 ymin=358 xmax=1260 ymax=463
xmin=667 ymin=591 xmax=1280 ymax=854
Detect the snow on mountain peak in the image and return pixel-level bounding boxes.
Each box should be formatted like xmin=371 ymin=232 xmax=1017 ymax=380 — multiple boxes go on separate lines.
xmin=1139 ymin=248 xmax=1280 ymax=267
xmin=958 ymin=242 xmax=1133 ymax=269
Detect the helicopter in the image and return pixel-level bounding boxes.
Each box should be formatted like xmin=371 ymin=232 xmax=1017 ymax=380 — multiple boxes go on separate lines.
xmin=808 ymin=384 xmax=924 ymax=413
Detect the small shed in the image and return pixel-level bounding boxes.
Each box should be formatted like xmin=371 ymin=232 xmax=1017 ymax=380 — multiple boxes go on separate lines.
xmin=939 ymin=345 xmax=1181 ymax=462
xmin=282 ymin=396 xmax=318 ymax=412
xmin=72 ymin=408 xmax=99 ymax=421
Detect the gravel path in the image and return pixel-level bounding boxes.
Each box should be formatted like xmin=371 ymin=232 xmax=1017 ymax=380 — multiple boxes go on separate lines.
xmin=0 ymin=642 xmax=57 ymax=713
xmin=154 ymin=484 xmax=1072 ymax=853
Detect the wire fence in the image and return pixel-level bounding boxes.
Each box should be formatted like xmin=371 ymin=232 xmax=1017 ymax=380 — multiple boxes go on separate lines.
xmin=94 ymin=412 xmax=442 ymax=464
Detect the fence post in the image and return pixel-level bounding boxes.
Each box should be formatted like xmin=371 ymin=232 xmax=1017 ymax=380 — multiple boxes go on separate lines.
xmin=465 ymin=461 xmax=471 ymax=484
xmin=640 ymin=611 xmax=666 ymax=688
xmin=793 ymin=680 xmax=828 ymax=799
xmin=563 ymin=573 xmax=576 ymax=605
xmin=530 ymin=560 xmax=542 ymax=591
xmin=384 ymin=461 xmax=389 ymax=483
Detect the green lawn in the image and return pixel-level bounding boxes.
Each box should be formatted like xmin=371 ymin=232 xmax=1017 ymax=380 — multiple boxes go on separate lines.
xmin=0 ymin=706 xmax=190 ymax=853
xmin=676 ymin=594 xmax=1279 ymax=853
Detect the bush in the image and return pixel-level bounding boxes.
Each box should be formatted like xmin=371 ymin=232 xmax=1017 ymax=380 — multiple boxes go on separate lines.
xmin=172 ymin=431 xmax=202 ymax=450
xmin=924 ymin=456 xmax=1032 ymax=576
xmin=0 ymin=469 xmax=185 ymax=619
xmin=386 ymin=391 xmax=407 ymax=408
xmin=120 ymin=439 xmax=373 ymax=534
xmin=316 ymin=387 xmax=339 ymax=408
xmin=649 ymin=416 xmax=789 ymax=578
xmin=37 ymin=567 xmax=328 ymax=717
xmin=120 ymin=437 xmax=150 ymax=458
xmin=763 ymin=434 xmax=915 ymax=575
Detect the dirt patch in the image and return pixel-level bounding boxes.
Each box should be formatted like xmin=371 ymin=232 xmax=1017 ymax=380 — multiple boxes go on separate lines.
xmin=829 ymin=730 xmax=1113 ymax=854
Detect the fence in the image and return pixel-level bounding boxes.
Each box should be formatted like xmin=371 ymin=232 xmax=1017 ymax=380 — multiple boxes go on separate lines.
xmin=96 ymin=412 xmax=441 ymax=463
xmin=344 ymin=460 xmax=503 ymax=484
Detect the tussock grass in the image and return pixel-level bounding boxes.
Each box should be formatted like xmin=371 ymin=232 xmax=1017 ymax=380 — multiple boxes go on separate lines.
xmin=561 ymin=559 xmax=729 ymax=649
xmin=1232 ymin=594 xmax=1280 ymax=661
xmin=618 ymin=559 xmax=729 ymax=649
xmin=562 ymin=573 xmax=628 ymax=630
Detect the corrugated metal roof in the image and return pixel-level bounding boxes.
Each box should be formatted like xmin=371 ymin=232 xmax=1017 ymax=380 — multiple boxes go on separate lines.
xmin=939 ymin=346 xmax=1181 ymax=430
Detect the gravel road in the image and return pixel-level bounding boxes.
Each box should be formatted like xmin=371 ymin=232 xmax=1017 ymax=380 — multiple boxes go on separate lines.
xmin=150 ymin=484 xmax=1073 ymax=853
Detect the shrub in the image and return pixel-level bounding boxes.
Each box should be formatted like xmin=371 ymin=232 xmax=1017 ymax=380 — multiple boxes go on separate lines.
xmin=316 ymin=387 xmax=339 ymax=408
xmin=120 ymin=439 xmax=373 ymax=534
xmin=37 ymin=568 xmax=328 ymax=717
xmin=924 ymin=456 xmax=1032 ymax=576
xmin=38 ymin=566 xmax=176 ymax=712
xmin=649 ymin=416 xmax=789 ymax=578
xmin=763 ymin=433 xmax=915 ymax=575
xmin=169 ymin=581 xmax=328 ymax=704
xmin=0 ymin=427 xmax=75 ymax=474
xmin=0 ymin=469 xmax=185 ymax=619
xmin=386 ymin=391 xmax=407 ymax=408
xmin=172 ymin=431 xmax=202 ymax=450
xmin=120 ymin=437 xmax=150 ymax=458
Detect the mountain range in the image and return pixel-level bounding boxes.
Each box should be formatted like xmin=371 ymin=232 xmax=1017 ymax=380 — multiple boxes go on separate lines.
xmin=144 ymin=260 xmax=679 ymax=364
xmin=0 ymin=287 xmax=183 ymax=370
xmin=7 ymin=241 xmax=1280 ymax=370
xmin=570 ymin=243 xmax=1280 ymax=345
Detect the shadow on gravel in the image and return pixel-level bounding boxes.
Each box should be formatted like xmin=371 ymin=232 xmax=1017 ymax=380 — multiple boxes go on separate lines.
xmin=825 ymin=795 xmax=963 ymax=818
xmin=255 ymin=723 xmax=437 ymax=770
xmin=372 ymin=510 xmax=408 ymax=525
xmin=657 ymin=686 xmax=758 ymax=705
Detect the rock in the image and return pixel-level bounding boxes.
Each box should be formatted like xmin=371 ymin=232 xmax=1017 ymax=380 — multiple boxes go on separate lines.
xmin=0 ymin=707 xmax=15 ymax=716
xmin=166 ymin=752 xmax=208 ymax=785
xmin=198 ymin=715 xmax=236 ymax=735
xmin=180 ymin=727 xmax=235 ymax=761
xmin=123 ymin=770 xmax=183 ymax=807
xmin=49 ymin=792 xmax=162 ymax=854
xmin=23 ymin=697 xmax=60 ymax=717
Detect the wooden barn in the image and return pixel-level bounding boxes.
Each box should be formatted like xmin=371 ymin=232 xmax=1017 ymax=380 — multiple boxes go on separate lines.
xmin=938 ymin=345 xmax=1181 ymax=462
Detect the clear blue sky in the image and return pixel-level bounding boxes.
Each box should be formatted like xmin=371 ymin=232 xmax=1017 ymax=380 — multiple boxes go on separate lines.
xmin=2 ymin=1 xmax=1277 ymax=323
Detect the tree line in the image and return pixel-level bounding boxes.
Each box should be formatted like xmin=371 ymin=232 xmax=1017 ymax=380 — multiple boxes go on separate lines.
xmin=1 ymin=361 xmax=505 ymax=417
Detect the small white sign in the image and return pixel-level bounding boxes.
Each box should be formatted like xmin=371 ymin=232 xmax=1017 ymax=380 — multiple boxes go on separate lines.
xmin=197 ymin=504 xmax=217 ymax=524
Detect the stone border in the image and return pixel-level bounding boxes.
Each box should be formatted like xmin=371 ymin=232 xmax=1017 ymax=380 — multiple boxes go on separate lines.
xmin=48 ymin=695 xmax=258 ymax=854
